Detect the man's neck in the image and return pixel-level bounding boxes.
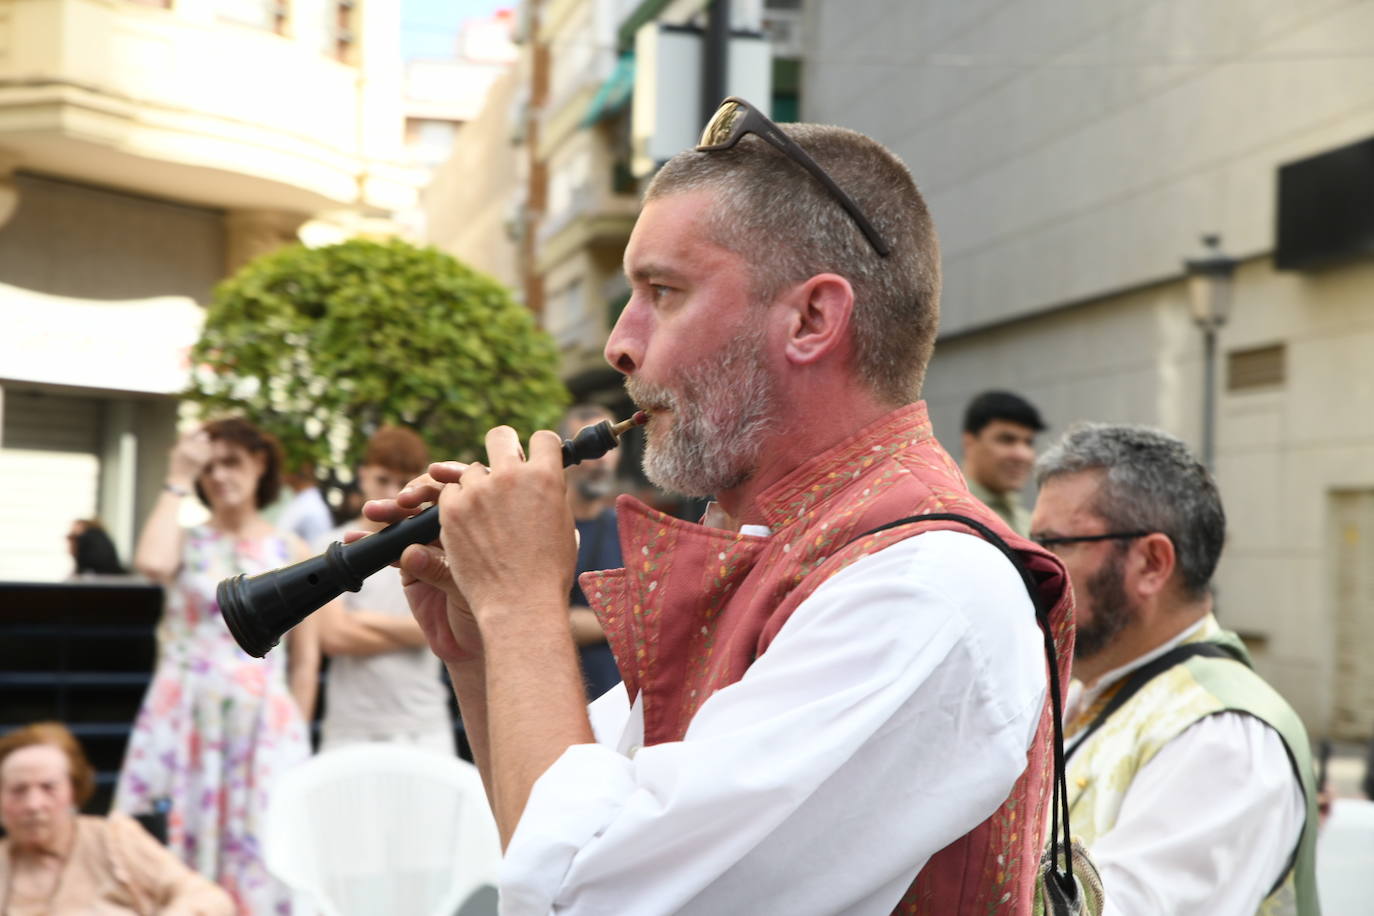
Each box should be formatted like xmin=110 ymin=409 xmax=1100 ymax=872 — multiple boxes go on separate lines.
xmin=718 ymin=395 xmax=903 ymax=526
xmin=1075 ymin=600 xmax=1212 ymax=688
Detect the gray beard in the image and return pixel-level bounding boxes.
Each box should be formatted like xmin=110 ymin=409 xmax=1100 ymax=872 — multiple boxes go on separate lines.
xmin=626 ymin=331 xmax=777 ymax=499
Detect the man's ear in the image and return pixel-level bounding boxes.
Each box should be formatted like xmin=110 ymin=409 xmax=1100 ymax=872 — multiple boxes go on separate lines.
xmin=1129 ymin=532 xmax=1177 ymax=599
xmin=782 ymin=273 xmax=854 ymax=365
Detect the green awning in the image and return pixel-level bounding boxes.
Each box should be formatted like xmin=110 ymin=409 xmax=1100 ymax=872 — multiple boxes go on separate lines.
xmin=617 ymin=0 xmax=673 ymax=51
xmin=581 ymin=52 xmax=635 ymax=128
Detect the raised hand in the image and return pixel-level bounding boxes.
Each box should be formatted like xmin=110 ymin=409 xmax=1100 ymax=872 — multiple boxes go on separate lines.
xmin=167 ymin=429 xmax=213 ymax=487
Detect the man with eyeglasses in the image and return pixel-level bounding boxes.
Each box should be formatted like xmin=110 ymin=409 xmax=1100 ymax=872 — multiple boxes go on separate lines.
xmin=1030 ymin=423 xmax=1318 ymax=914
xmin=373 ymin=98 xmax=1076 ymax=914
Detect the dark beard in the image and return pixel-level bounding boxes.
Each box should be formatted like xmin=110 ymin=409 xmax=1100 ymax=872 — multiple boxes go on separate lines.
xmin=1074 ymin=549 xmax=1136 ymax=661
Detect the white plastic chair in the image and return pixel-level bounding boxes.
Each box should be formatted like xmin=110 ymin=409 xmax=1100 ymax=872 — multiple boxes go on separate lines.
xmin=1317 ymin=797 xmax=1374 ymax=915
xmin=263 ymin=744 xmax=502 ymax=916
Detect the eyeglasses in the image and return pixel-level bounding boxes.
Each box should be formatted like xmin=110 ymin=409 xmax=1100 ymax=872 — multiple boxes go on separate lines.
xmin=696 ymin=96 xmax=891 ymax=257
xmin=1031 ymin=531 xmax=1154 ymax=549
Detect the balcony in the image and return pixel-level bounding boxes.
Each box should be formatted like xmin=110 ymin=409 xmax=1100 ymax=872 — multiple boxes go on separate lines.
xmin=535 ymin=177 xmax=638 ymax=275
xmin=0 ymin=0 xmax=417 ymax=215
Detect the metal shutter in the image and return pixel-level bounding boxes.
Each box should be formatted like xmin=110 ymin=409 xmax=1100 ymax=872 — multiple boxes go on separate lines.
xmin=0 ymin=389 xmax=103 ymax=582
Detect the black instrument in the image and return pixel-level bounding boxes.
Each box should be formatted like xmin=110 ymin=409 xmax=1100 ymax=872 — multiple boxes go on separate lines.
xmin=219 ymin=414 xmax=646 ymax=657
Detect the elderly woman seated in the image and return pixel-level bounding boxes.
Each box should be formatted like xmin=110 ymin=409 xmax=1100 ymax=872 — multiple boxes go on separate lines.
xmin=0 ymin=722 xmax=233 ymax=915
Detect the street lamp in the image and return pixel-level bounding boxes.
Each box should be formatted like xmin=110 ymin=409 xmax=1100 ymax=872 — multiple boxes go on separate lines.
xmin=1184 ymin=234 xmax=1238 ymax=471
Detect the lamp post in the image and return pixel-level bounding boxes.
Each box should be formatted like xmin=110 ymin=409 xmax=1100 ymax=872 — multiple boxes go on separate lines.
xmin=1184 ymin=234 xmax=1238 ymax=471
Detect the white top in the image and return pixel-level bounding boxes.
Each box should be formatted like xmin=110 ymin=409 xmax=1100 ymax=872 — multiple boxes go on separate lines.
xmin=314 ymin=526 xmax=452 ymax=743
xmin=498 ymin=530 xmax=1049 ymax=915
xmin=1065 ymin=622 xmax=1307 ymax=915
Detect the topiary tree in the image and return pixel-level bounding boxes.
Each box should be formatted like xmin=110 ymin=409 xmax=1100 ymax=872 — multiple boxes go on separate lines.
xmin=186 ymin=238 xmax=569 ymax=496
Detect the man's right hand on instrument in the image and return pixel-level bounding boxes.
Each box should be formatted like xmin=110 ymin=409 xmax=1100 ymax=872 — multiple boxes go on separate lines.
xmin=359 ymin=462 xmax=483 ymax=666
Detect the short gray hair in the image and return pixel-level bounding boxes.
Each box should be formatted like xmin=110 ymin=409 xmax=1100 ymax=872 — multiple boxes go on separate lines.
xmin=645 ymin=122 xmax=941 ymax=404
xmin=1036 ymin=423 xmax=1225 ymax=599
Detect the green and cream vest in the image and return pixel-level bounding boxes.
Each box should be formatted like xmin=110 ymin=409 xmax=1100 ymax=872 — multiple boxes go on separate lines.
xmin=1063 ymin=615 xmax=1319 ymax=915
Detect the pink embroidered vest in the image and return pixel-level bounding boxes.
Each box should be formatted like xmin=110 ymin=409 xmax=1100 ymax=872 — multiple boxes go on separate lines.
xmin=581 ymin=403 xmax=1074 ymax=914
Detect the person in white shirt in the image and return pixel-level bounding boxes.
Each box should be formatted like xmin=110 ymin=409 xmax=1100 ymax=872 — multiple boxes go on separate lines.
xmin=315 ymin=425 xmax=454 ymax=754
xmin=560 ymin=403 xmax=627 ymax=700
xmin=1030 ymin=424 xmax=1319 ymax=915
xmin=366 ymin=98 xmax=1074 ymax=914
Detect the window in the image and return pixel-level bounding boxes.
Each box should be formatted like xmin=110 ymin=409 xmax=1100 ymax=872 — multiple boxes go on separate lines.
xmin=549 ymin=280 xmax=589 ymax=349
xmin=1227 ymin=344 xmax=1286 ymax=391
xmin=545 ymin=148 xmax=592 ymax=234
xmin=216 ymin=0 xmax=284 ymax=32
xmin=324 ymin=0 xmax=355 ymax=62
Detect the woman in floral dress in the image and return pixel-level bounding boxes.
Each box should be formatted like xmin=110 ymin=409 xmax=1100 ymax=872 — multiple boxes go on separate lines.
xmin=115 ymin=418 xmax=320 ymax=914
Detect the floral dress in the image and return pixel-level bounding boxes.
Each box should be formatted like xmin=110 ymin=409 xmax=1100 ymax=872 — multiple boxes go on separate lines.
xmin=115 ymin=526 xmax=311 ymax=915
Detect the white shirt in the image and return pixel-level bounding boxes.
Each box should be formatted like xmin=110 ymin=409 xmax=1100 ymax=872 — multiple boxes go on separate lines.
xmin=498 ymin=530 xmax=1049 ymax=915
xmin=312 ymin=526 xmax=453 ymax=748
xmin=1066 ymin=622 xmax=1307 ymax=916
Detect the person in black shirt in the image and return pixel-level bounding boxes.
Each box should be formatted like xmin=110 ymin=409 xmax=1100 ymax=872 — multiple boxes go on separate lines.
xmin=67 ymin=519 xmax=126 ymax=576
xmin=562 ymin=404 xmax=625 ymax=699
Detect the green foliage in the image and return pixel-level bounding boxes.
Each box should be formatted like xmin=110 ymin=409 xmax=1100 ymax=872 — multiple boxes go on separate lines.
xmin=187 ymin=238 xmax=568 ymax=478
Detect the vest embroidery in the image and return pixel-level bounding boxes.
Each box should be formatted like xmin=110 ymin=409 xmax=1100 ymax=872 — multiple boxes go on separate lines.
xmin=582 ymin=403 xmax=1075 ymax=914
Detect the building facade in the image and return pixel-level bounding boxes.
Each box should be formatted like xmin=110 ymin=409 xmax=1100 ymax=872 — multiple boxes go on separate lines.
xmin=0 ymin=0 xmax=416 ymax=580
xmin=425 ymin=0 xmax=803 ymax=513
xmin=403 ymin=9 xmax=519 ymax=175
xmin=431 ymin=0 xmax=801 ymax=397
xmin=803 ymin=0 xmax=1374 ymax=737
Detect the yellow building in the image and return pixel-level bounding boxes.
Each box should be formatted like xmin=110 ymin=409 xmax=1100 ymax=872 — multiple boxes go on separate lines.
xmin=0 ymin=0 xmax=417 ymax=580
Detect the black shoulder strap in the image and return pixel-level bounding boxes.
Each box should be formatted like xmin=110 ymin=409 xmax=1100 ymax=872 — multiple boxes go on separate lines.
xmin=1065 ymin=640 xmax=1247 ymax=761
xmin=844 ymin=512 xmax=1078 ymax=899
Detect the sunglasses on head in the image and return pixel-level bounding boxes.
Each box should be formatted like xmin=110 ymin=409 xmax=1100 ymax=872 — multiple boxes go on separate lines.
xmin=696 ymin=97 xmax=891 ymax=257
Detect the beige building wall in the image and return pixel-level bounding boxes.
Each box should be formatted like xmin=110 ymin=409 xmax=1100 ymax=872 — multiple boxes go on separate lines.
xmin=528 ymin=0 xmax=639 ymax=388
xmin=0 ymin=0 xmax=417 ymax=581
xmin=923 ymin=258 xmax=1374 ymax=733
xmin=0 ymin=173 xmax=226 ymax=301
xmin=424 ymin=67 xmax=522 ymax=291
xmin=805 ymin=0 xmax=1374 ymax=336
xmin=0 ymin=0 xmax=413 ymax=215
xmin=805 ymin=0 xmax=1374 ymax=736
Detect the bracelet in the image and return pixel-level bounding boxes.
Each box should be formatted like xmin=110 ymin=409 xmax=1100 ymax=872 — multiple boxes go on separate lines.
xmin=163 ymin=483 xmax=191 ymax=497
